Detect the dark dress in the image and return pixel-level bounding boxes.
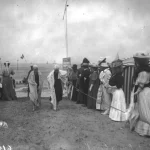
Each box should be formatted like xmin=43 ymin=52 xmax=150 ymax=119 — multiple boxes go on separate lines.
xmin=54 ymin=71 xmax=63 ymax=104
xmin=76 ymin=67 xmax=84 ymax=104
xmin=70 ymin=71 xmax=78 ymax=101
xmin=77 ymin=67 xmax=90 ymax=106
xmin=87 ymin=71 xmax=99 ymax=109
xmin=2 ymin=69 xmax=17 ymax=101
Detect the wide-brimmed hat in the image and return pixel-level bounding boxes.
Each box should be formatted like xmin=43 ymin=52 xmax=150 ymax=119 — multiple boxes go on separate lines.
xmin=90 ymin=63 xmax=98 ymax=68
xmin=100 ymin=62 xmax=108 ymax=68
xmin=133 ymin=52 xmax=150 ymax=59
xmin=82 ymin=58 xmax=90 ymax=66
xmin=98 ymin=57 xmax=106 ymax=66
xmin=110 ymin=59 xmax=123 ymax=68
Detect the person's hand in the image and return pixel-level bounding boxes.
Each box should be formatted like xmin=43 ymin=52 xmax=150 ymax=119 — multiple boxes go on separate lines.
xmin=89 ymin=85 xmax=92 ymax=92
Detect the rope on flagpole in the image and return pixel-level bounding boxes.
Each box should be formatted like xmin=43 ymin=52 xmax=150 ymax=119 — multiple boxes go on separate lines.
xmin=68 ymin=81 xmax=126 ymax=113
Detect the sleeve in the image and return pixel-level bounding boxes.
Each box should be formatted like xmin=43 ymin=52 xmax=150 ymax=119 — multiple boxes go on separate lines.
xmin=99 ymin=71 xmax=104 ymax=83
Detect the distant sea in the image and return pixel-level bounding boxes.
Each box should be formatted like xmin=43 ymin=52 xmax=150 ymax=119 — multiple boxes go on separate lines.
xmin=0 ymin=63 xmax=56 ymax=81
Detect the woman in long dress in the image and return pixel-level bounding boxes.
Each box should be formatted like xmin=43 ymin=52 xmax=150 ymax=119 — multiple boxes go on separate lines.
xmin=127 ymin=53 xmax=150 ymax=136
xmin=109 ymin=60 xmax=127 ymax=121
xmin=96 ymin=63 xmax=112 ymax=114
xmin=76 ymin=58 xmax=90 ymax=106
xmin=2 ymin=61 xmax=17 ymax=101
xmin=76 ymin=64 xmax=84 ymax=104
xmin=70 ymin=64 xmax=78 ymax=102
xmin=87 ymin=64 xmax=99 ymax=109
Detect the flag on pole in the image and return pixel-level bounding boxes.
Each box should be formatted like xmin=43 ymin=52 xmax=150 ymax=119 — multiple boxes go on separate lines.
xmin=20 ymin=54 xmax=24 ymax=59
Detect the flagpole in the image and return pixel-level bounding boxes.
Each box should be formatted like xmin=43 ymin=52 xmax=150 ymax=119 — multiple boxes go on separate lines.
xmin=17 ymin=60 xmax=19 ymax=70
xmin=0 ymin=58 xmax=2 ymax=73
xmin=63 ymin=0 xmax=69 ymax=58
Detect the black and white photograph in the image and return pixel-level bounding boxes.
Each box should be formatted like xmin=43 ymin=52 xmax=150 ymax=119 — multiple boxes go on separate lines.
xmin=0 ymin=0 xmax=150 ymax=149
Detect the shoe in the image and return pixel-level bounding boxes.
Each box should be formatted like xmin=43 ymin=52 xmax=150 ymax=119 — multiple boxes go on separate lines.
xmin=101 ymin=110 xmax=109 ymax=115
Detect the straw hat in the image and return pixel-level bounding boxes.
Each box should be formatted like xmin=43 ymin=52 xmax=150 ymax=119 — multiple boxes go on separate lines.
xmin=133 ymin=52 xmax=150 ymax=59
xmin=90 ymin=63 xmax=98 ymax=68
xmin=133 ymin=52 xmax=150 ymax=66
xmin=101 ymin=62 xmax=108 ymax=68
xmin=110 ymin=59 xmax=123 ymax=68
xmin=98 ymin=57 xmax=106 ymax=66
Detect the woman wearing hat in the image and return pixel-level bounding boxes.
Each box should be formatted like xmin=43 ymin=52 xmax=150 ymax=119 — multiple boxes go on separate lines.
xmin=96 ymin=62 xmax=112 ymax=114
xmin=70 ymin=64 xmax=78 ymax=102
xmin=77 ymin=58 xmax=91 ymax=106
xmin=127 ymin=53 xmax=150 ymax=136
xmin=87 ymin=63 xmax=99 ymax=109
xmin=108 ymin=59 xmax=127 ymax=121
xmin=2 ymin=61 xmax=17 ymax=101
xmin=76 ymin=63 xmax=84 ymax=104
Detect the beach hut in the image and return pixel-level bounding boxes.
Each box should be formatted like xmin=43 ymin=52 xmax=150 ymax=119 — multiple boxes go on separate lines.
xmin=122 ymin=57 xmax=135 ymax=106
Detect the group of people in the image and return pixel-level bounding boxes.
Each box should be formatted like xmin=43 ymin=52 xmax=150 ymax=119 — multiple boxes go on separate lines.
xmin=0 ymin=61 xmax=17 ymax=101
xmin=67 ymin=53 xmax=150 ymax=137
xmin=67 ymin=57 xmax=127 ymax=122
xmin=0 ymin=52 xmax=150 ymax=137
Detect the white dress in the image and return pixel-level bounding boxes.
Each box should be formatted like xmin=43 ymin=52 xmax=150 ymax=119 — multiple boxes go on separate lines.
xmin=109 ymin=88 xmax=127 ymax=121
xmin=96 ymin=69 xmax=111 ymax=110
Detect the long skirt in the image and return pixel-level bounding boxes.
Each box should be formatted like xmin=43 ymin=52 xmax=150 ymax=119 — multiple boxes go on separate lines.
xmin=96 ymin=84 xmax=111 ymax=110
xmin=71 ymin=80 xmax=78 ymax=101
xmin=100 ymin=85 xmax=112 ymax=111
xmin=87 ymin=83 xmax=99 ymax=109
xmin=29 ymin=84 xmax=38 ymax=106
xmin=87 ymin=90 xmax=97 ymax=110
xmin=54 ymin=79 xmax=63 ymax=104
xmin=2 ymin=77 xmax=17 ymax=101
xmin=109 ymin=88 xmax=127 ymax=121
xmin=134 ymin=87 xmax=150 ymax=136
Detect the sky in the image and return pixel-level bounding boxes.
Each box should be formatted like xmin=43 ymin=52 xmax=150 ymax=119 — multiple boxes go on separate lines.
xmin=0 ymin=0 xmax=150 ymax=64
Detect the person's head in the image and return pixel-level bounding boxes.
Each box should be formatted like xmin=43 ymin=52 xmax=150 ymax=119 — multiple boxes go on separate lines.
xmin=31 ymin=65 xmax=33 ymax=70
xmin=133 ymin=52 xmax=150 ymax=68
xmin=72 ymin=64 xmax=77 ymax=72
xmin=54 ymin=64 xmax=59 ymax=73
xmin=111 ymin=66 xmax=123 ymax=75
xmin=33 ymin=65 xmax=38 ymax=73
xmin=100 ymin=62 xmax=108 ymax=71
xmin=4 ymin=61 xmax=10 ymax=67
xmin=82 ymin=58 xmax=90 ymax=68
xmin=90 ymin=63 xmax=98 ymax=72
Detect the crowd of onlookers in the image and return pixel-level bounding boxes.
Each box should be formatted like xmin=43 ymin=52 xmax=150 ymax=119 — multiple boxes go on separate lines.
xmin=66 ymin=53 xmax=150 ymax=137
xmin=0 ymin=52 xmax=150 ymax=137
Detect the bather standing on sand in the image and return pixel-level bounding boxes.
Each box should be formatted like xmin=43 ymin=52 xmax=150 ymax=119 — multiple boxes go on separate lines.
xmin=28 ymin=65 xmax=43 ymax=111
xmin=47 ymin=64 xmax=67 ymax=111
